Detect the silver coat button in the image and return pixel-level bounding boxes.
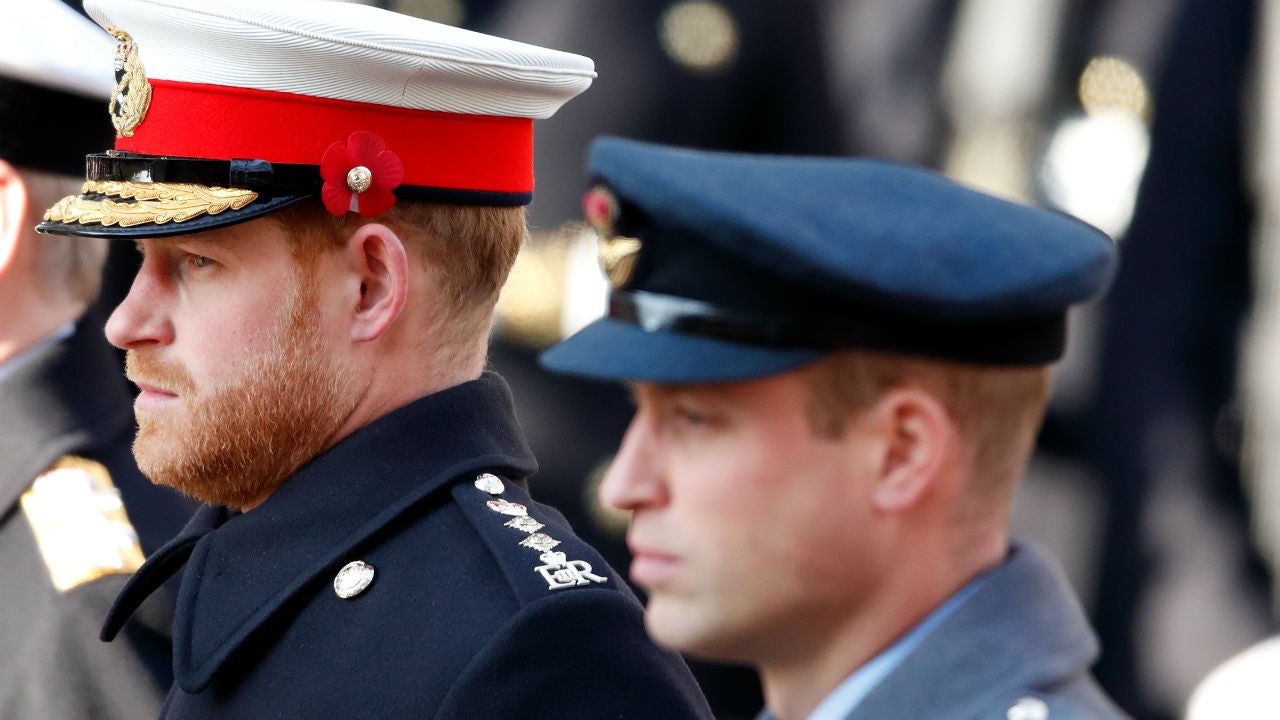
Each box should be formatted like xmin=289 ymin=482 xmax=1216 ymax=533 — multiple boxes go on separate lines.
xmin=1007 ymin=696 xmax=1049 ymax=720
xmin=334 ymin=560 xmax=375 ymax=599
xmin=474 ymin=473 xmax=505 ymax=495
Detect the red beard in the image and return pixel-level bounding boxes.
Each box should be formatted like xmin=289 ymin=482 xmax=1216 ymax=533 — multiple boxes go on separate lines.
xmin=126 ymin=277 xmax=356 ymax=510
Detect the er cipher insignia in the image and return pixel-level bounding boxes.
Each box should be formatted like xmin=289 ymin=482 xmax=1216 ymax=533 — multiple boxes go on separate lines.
xmin=535 ymin=552 xmax=608 ymax=591
xmin=473 ymin=470 xmax=608 ymax=591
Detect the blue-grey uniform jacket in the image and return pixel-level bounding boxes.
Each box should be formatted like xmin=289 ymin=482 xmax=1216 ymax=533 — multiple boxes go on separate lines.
xmin=784 ymin=544 xmax=1130 ymax=720
xmin=0 ymin=315 xmax=192 ymax=719
xmin=101 ymin=372 xmax=713 ymax=719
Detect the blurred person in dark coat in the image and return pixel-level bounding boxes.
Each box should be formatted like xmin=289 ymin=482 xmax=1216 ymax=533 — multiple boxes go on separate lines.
xmin=0 ymin=0 xmax=193 ymax=717
xmin=1083 ymin=2 xmax=1276 ymax=717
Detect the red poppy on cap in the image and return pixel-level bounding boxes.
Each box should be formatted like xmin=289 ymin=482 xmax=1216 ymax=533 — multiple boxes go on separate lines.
xmin=320 ymin=131 xmax=405 ymax=217
xmin=582 ymin=186 xmax=618 ymax=236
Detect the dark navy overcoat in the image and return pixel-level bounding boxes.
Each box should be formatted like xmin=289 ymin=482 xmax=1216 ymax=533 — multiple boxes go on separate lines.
xmin=104 ymin=373 xmax=713 ymax=719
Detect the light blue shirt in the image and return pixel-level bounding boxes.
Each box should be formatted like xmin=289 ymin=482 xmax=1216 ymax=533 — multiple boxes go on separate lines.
xmin=758 ymin=572 xmax=990 ymax=720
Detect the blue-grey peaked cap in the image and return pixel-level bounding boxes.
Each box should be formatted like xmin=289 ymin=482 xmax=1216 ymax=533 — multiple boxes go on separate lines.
xmin=539 ymin=137 xmax=1118 ymax=383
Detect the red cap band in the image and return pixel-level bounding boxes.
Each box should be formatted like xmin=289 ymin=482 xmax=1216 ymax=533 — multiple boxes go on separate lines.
xmin=116 ymin=80 xmax=534 ymax=193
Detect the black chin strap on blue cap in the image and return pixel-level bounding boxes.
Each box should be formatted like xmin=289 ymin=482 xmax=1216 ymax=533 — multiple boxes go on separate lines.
xmin=608 ymin=289 xmax=1068 ymax=366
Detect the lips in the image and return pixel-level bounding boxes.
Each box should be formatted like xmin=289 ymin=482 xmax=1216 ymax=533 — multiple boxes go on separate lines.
xmin=131 ymin=378 xmax=181 ymax=412
xmin=129 ymin=376 xmax=175 ymax=394
xmin=133 ymin=380 xmax=178 ymax=397
xmin=126 ymin=368 xmax=181 ymax=396
xmin=125 ymin=351 xmax=195 ymax=401
xmin=627 ymin=538 xmax=682 ymax=589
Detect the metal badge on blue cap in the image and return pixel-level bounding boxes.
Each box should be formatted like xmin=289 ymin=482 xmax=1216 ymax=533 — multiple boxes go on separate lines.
xmin=540 ymin=137 xmax=1118 ymax=382
xmin=584 ymin=185 xmax=643 ymax=289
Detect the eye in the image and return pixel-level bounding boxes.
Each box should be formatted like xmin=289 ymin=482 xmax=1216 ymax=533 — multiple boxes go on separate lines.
xmin=673 ymin=405 xmax=713 ymax=428
xmin=187 ymin=254 xmax=216 ymax=269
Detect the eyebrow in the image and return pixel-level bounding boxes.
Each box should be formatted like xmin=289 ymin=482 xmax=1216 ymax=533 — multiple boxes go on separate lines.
xmin=626 ymin=382 xmax=703 ymax=409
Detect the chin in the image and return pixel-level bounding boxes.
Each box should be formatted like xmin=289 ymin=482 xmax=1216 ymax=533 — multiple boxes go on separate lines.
xmin=643 ymin=596 xmax=743 ymax=662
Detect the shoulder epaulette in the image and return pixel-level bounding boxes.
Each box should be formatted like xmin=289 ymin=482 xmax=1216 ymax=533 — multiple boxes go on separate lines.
xmin=21 ymin=455 xmax=146 ymax=592
xmin=451 ymin=472 xmax=613 ymax=605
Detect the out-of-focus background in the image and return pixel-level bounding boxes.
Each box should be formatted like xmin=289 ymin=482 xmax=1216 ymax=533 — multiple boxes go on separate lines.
xmin=87 ymin=0 xmax=1280 ymax=717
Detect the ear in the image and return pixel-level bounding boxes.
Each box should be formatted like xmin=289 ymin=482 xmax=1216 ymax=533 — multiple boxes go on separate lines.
xmin=344 ymin=222 xmax=408 ymax=342
xmin=0 ymin=158 xmax=29 ymax=277
xmin=867 ymin=387 xmax=956 ymax=513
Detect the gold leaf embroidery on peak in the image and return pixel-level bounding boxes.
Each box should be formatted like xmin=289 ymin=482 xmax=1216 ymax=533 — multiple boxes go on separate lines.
xmin=43 ymin=181 xmax=259 ymax=227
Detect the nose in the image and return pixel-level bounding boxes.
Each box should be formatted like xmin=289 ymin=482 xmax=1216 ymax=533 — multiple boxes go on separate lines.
xmin=600 ymin=408 xmax=669 ymax=512
xmin=105 ymin=249 xmax=174 ymax=349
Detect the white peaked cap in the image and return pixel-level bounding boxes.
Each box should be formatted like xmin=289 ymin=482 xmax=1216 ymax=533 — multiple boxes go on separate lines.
xmin=84 ymin=0 xmax=595 ymax=119
xmin=38 ymin=0 xmax=596 ymax=238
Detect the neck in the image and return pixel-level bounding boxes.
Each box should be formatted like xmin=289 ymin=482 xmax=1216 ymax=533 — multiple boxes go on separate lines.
xmin=328 ymin=336 xmax=486 ymax=448
xmin=0 ymin=293 xmax=81 ymax=365
xmin=758 ymin=534 xmax=1006 ymax=720
xmin=756 ymin=595 xmax=929 ymax=720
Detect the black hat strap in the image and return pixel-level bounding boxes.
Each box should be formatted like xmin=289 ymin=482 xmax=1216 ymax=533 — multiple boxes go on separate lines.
xmin=84 ymin=152 xmax=532 ymax=206
xmin=608 ymin=289 xmax=1067 ymax=366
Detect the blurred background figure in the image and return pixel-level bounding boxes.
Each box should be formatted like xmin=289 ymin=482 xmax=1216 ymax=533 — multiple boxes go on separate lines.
xmin=0 ymin=1 xmax=193 ymax=717
xmin=901 ymin=1 xmax=1275 ymax=718
xmin=1080 ymin=2 xmax=1275 ymax=719
xmin=1245 ymin=0 xmax=1280 ymax=658
xmin=90 ymin=0 xmax=1280 ymax=717
xmin=1184 ymin=635 xmax=1280 ymax=718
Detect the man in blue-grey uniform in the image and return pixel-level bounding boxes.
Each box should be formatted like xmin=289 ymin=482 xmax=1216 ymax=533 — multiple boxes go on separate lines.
xmin=0 ymin=1 xmax=193 ymax=717
xmin=540 ymin=138 xmax=1132 ymax=720
xmin=35 ymin=1 xmax=712 ymax=718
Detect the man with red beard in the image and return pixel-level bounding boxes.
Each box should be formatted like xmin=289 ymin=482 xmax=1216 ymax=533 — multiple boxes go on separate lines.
xmin=36 ymin=1 xmax=713 ymax=718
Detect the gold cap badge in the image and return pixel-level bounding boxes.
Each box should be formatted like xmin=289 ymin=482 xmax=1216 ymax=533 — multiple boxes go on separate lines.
xmin=583 ymin=186 xmax=642 ymax=289
xmin=107 ymin=27 xmax=152 ymax=138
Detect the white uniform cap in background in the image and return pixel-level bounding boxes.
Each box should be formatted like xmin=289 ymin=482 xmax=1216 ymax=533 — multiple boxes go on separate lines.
xmin=1 ymin=0 xmax=117 ymax=175
xmin=39 ymin=0 xmax=596 ymax=238
xmin=1 ymin=0 xmax=115 ymax=100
